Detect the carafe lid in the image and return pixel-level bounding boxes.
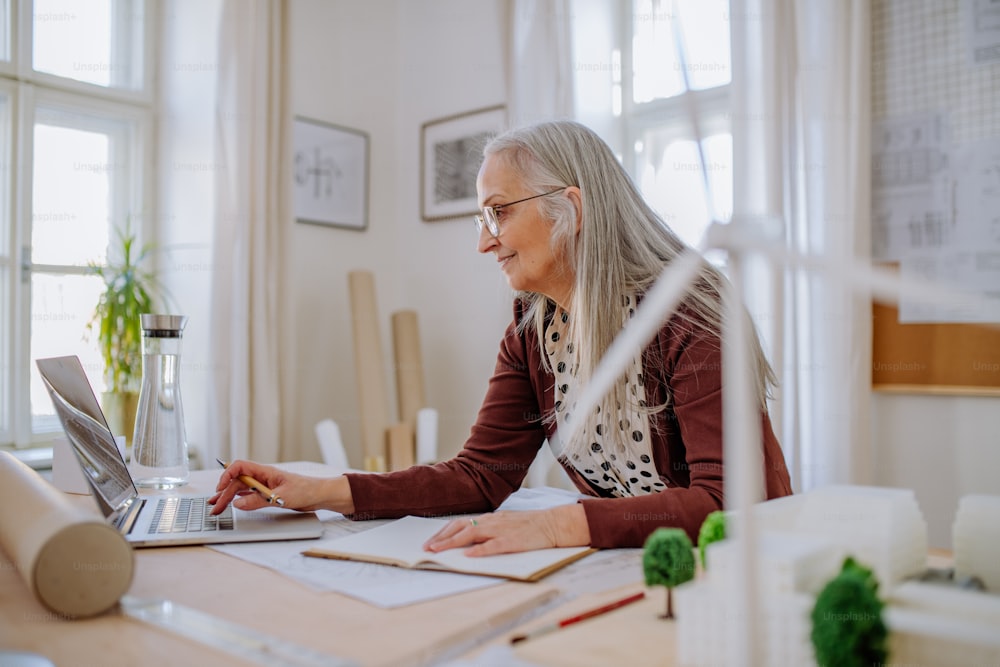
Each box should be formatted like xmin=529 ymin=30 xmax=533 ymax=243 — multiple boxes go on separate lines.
xmin=140 ymin=314 xmax=188 ymax=337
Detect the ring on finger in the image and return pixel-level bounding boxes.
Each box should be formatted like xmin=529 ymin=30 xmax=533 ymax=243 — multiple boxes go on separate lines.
xmin=470 ymin=519 xmax=478 ymax=527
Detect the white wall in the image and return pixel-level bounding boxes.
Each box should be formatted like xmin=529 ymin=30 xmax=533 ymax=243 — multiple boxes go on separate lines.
xmin=156 ymin=0 xmax=222 ymax=468
xmin=390 ymin=1 xmax=514 ymax=461
xmin=282 ymin=0 xmax=399 ymax=465
xmin=281 ymin=0 xmax=512 ymax=465
xmin=872 ymin=394 xmax=1000 ymax=549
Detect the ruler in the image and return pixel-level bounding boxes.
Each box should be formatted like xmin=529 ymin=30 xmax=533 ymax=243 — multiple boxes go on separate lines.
xmin=120 ymin=596 xmax=358 ymax=667
xmin=410 ymin=587 xmax=566 ymax=666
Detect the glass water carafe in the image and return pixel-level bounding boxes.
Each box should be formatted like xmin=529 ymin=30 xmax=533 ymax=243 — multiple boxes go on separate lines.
xmin=131 ymin=314 xmax=189 ymax=488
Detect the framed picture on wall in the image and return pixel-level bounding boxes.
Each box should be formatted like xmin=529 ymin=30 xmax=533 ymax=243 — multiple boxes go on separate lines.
xmin=293 ymin=117 xmax=369 ymax=230
xmin=420 ymin=105 xmax=506 ymax=222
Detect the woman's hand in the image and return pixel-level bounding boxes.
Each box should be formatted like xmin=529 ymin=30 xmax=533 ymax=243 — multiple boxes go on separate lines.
xmin=423 ymin=503 xmax=590 ymax=556
xmin=208 ymin=460 xmax=354 ymax=515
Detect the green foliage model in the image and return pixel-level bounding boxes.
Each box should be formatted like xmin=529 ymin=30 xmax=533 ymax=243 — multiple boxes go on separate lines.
xmin=811 ymin=557 xmax=888 ymax=667
xmin=642 ymin=527 xmax=696 ymax=619
xmin=697 ymin=510 xmax=726 ymax=570
xmin=87 ymin=223 xmax=159 ymax=394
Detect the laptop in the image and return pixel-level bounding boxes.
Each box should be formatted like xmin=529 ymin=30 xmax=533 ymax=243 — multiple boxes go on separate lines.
xmin=36 ymin=355 xmax=324 ymax=547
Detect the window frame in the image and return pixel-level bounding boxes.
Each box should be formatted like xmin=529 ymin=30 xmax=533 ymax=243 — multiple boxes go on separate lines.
xmin=1 ymin=0 xmax=155 ymax=449
xmin=11 ymin=0 xmax=155 ymax=106
xmin=616 ymin=0 xmax=733 ymax=244
xmin=0 ymin=78 xmax=13 ymax=447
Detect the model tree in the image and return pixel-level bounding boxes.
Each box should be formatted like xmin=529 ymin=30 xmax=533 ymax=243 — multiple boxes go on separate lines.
xmin=643 ymin=528 xmax=696 ymax=619
xmin=811 ymin=557 xmax=888 ymax=667
xmin=697 ymin=510 xmax=726 ymax=570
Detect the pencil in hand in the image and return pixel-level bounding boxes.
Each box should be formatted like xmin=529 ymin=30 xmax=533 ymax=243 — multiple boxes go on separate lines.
xmin=215 ymin=458 xmax=285 ymax=507
xmin=510 ymin=591 xmax=646 ymax=644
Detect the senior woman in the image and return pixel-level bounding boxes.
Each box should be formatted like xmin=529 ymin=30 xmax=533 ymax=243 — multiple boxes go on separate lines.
xmin=210 ymin=120 xmax=792 ymax=554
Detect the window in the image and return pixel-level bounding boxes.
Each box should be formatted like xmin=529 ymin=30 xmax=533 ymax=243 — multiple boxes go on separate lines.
xmin=0 ymin=0 xmax=153 ymax=448
xmin=576 ymin=0 xmax=733 ymax=252
xmin=625 ymin=0 xmax=732 ymax=251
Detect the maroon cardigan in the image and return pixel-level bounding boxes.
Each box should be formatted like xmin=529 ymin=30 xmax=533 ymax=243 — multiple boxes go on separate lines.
xmin=345 ymin=299 xmax=792 ymax=548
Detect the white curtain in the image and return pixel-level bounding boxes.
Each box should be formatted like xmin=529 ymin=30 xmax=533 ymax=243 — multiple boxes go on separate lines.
xmin=208 ymin=0 xmax=289 ymax=464
xmin=731 ymin=0 xmax=872 ymax=491
xmin=506 ymin=0 xmax=575 ymax=126
xmin=507 ymin=0 xmax=576 ymax=488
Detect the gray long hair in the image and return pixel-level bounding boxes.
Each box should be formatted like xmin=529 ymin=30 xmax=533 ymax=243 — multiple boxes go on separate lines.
xmin=483 ymin=120 xmax=776 ymax=436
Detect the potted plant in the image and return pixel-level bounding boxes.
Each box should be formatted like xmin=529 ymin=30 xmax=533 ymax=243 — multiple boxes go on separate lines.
xmin=87 ymin=222 xmax=162 ymax=445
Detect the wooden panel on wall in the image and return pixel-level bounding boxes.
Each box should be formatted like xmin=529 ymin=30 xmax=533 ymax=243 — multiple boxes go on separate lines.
xmin=872 ymin=300 xmax=1000 ymax=395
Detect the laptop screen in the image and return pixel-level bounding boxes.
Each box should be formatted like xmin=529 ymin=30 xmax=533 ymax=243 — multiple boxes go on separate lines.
xmin=36 ymin=356 xmax=137 ymax=516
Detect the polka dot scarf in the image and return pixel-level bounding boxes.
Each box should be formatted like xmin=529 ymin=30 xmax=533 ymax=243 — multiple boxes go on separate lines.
xmin=544 ymin=296 xmax=667 ymax=497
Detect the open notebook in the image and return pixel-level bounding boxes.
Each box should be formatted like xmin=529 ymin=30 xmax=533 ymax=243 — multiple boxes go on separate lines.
xmin=303 ymin=515 xmax=595 ymax=582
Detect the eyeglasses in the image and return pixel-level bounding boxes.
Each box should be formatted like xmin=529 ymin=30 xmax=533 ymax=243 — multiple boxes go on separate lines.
xmin=474 ymin=188 xmax=566 ymax=238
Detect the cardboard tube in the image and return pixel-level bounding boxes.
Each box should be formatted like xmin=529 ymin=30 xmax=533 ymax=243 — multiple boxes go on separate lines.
xmin=348 ymin=270 xmax=390 ymax=471
xmin=391 ymin=309 xmax=426 ymax=429
xmin=0 ymin=451 xmax=133 ymax=618
xmin=386 ymin=422 xmax=415 ymax=471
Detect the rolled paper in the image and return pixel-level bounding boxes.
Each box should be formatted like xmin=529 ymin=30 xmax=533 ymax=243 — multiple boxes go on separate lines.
xmin=0 ymin=451 xmax=134 ymax=618
xmin=348 ymin=270 xmax=391 ymax=471
xmin=386 ymin=422 xmax=415 ymax=471
xmin=415 ymin=407 xmax=438 ymax=464
xmin=391 ymin=309 xmax=426 ymax=430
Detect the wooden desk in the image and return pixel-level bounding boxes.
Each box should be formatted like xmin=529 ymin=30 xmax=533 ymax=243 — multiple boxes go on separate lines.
xmin=498 ymin=585 xmax=673 ymax=667
xmin=0 ymin=465 xmax=664 ymax=667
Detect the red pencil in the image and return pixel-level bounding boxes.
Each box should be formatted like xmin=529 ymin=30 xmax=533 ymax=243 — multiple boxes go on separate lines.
xmin=510 ymin=591 xmax=646 ymax=644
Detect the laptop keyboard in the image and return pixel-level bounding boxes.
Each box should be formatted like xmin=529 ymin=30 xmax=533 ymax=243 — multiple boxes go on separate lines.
xmin=148 ymin=497 xmax=234 ymax=534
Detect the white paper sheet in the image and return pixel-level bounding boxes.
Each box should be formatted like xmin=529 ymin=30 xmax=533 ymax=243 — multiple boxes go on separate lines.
xmin=899 ymin=249 xmax=1000 ymax=323
xmin=950 ymin=139 xmax=1000 ymax=249
xmin=963 ymin=0 xmax=1000 ymax=65
xmin=899 ymin=138 xmax=1000 ymax=323
xmin=208 ymin=486 xmax=610 ymax=609
xmin=543 ymin=547 xmax=645 ymax=596
xmin=871 ymin=114 xmax=951 ymax=261
xmin=210 ymin=511 xmax=500 ymax=608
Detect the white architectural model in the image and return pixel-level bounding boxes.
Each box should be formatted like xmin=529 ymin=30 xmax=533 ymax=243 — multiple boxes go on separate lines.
xmin=791 ymin=485 xmax=927 ymax=587
xmin=953 ymin=494 xmax=1000 ymax=592
xmin=674 ymin=486 xmax=1000 ymax=667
